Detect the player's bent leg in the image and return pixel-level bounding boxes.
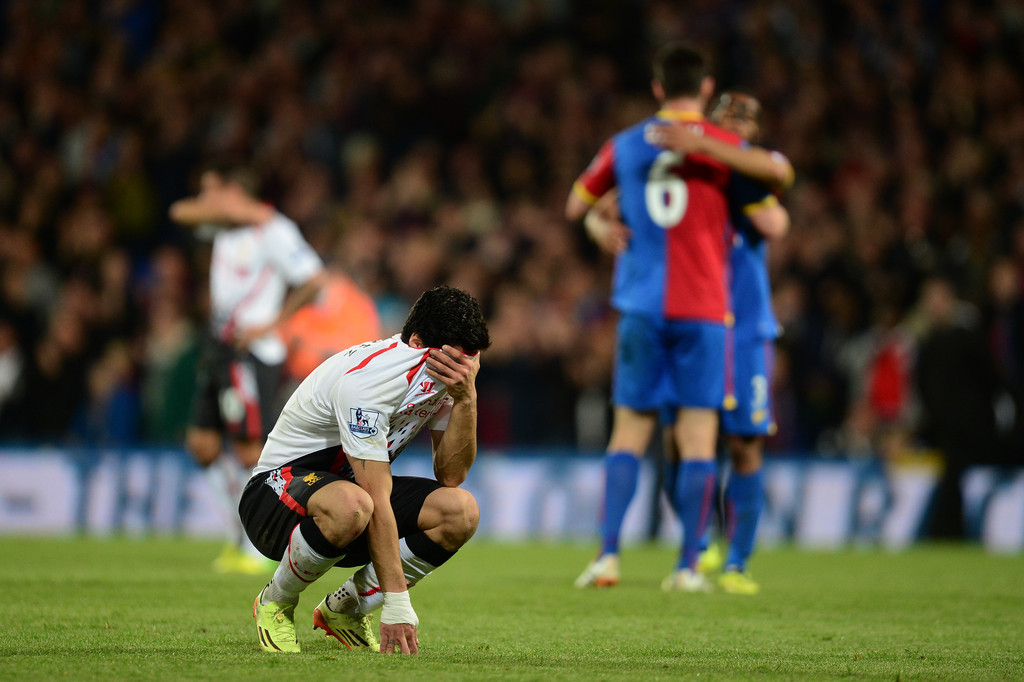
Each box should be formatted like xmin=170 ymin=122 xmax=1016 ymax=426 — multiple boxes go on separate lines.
xmin=307 ymin=480 xmax=375 ymax=549
xmin=418 ymin=486 xmax=480 ymax=551
xmin=254 ymin=586 xmax=301 ymax=653
xmin=254 ymin=482 xmax=370 ymax=653
xmin=316 ymin=477 xmax=465 ymax=649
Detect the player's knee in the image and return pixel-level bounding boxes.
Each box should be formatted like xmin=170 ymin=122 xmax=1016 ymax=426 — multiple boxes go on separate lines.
xmin=440 ymin=488 xmax=479 ymax=546
xmin=311 ymin=483 xmax=373 ymax=547
xmin=729 ymin=437 xmax=762 ymax=473
xmin=186 ymin=430 xmax=221 ymax=467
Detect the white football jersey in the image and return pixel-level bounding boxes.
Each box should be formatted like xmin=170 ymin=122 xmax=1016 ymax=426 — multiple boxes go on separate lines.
xmin=209 ymin=212 xmax=323 ymax=364
xmin=254 ymin=335 xmax=454 ymax=479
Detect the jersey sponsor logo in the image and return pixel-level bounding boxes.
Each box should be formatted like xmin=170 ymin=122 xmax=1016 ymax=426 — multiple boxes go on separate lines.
xmin=416 ymin=380 xmax=436 ymax=395
xmin=348 ymin=407 xmax=381 ymax=438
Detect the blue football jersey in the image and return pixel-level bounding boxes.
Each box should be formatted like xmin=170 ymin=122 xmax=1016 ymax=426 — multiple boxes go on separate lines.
xmin=728 ymin=173 xmax=780 ymax=341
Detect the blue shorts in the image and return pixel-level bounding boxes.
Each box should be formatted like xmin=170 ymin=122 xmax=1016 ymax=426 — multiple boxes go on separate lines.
xmin=721 ymin=334 xmax=775 ymax=437
xmin=612 ymin=314 xmax=726 ymax=411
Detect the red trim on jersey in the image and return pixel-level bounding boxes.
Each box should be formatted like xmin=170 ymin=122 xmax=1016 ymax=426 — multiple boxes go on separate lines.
xmin=574 ymin=140 xmax=616 ymax=204
xmin=278 ymin=467 xmax=307 ymax=515
xmin=230 ymin=361 xmax=263 ymax=440
xmin=345 ymin=341 xmax=399 ymax=375
xmin=220 ymin=264 xmax=275 ymax=343
xmin=405 ymin=351 xmax=431 ymax=385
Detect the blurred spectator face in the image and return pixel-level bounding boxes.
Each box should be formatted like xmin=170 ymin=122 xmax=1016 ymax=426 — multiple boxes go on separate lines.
xmin=988 ymin=259 xmax=1020 ymax=306
xmin=921 ymin=278 xmax=957 ymax=326
xmin=710 ymin=92 xmax=761 ymax=142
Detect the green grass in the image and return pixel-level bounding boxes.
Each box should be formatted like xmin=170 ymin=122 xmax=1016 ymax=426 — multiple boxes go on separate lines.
xmin=1 ymin=538 xmax=1022 ymax=680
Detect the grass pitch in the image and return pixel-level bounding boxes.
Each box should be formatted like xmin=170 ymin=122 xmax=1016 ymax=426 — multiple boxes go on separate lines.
xmin=1 ymin=538 xmax=1022 ymax=680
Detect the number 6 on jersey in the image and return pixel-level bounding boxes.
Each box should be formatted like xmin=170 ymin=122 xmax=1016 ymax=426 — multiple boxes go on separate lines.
xmin=645 ymin=150 xmax=688 ymax=228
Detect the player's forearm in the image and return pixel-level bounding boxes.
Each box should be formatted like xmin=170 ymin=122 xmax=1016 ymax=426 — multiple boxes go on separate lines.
xmin=169 ymin=198 xmax=222 ymax=226
xmin=565 ymin=189 xmax=594 ymax=223
xmin=169 ymin=195 xmax=272 ymax=227
xmin=432 ymin=400 xmax=477 ymax=487
xmin=274 ymin=272 xmax=326 ymax=327
xmin=749 ymin=204 xmax=790 ymax=240
xmin=366 ymin=500 xmax=408 ymax=594
xmin=699 ymin=139 xmax=794 ymax=190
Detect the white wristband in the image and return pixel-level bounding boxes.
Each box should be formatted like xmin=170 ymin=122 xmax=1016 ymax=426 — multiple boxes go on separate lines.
xmin=380 ymin=591 xmax=419 ymax=627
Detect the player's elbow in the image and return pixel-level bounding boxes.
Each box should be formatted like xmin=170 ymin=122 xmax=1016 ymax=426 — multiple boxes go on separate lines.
xmin=435 ymin=468 xmax=468 ymax=488
xmin=770 ymin=156 xmax=796 ymax=191
xmin=763 ymin=210 xmax=790 ymax=240
xmin=169 ymin=202 xmax=189 ymax=223
xmin=565 ymin=194 xmax=590 ymax=223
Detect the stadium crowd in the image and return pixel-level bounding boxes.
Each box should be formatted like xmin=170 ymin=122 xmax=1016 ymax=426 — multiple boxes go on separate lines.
xmin=0 ymin=0 xmax=1021 ymax=467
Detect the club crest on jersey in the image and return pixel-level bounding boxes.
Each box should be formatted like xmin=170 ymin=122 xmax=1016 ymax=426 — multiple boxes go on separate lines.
xmin=349 ymin=407 xmax=381 ymax=438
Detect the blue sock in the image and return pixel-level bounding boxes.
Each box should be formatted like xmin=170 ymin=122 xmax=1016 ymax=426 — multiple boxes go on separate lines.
xmin=599 ymin=452 xmax=640 ymax=556
xmin=724 ymin=469 xmax=765 ymax=572
xmin=699 ymin=528 xmax=712 ymax=553
xmin=663 ymin=461 xmax=680 ymax=515
xmin=673 ymin=461 xmax=716 ymax=570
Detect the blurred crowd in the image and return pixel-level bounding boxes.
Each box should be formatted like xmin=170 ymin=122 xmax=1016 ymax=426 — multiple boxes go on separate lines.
xmin=0 ymin=0 xmax=1021 ymax=466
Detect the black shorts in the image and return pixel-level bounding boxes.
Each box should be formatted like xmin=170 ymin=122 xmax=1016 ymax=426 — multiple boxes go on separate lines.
xmin=239 ymin=465 xmax=443 ymax=566
xmin=190 ymin=337 xmax=282 ymax=442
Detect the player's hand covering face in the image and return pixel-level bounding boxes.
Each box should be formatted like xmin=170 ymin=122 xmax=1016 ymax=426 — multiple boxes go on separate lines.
xmin=425 ymin=345 xmax=479 ymax=404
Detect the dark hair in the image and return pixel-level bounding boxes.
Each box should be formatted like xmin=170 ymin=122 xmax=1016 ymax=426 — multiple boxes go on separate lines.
xmin=202 ymin=159 xmax=261 ymax=196
xmin=652 ymin=42 xmax=711 ymax=99
xmin=401 ymin=286 xmax=491 ymax=353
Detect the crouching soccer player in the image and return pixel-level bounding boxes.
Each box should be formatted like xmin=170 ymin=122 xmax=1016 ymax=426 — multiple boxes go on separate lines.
xmin=239 ymin=286 xmax=490 ymax=654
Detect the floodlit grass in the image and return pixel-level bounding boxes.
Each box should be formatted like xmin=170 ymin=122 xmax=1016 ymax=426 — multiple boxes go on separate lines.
xmin=1 ymin=537 xmax=1022 ymax=680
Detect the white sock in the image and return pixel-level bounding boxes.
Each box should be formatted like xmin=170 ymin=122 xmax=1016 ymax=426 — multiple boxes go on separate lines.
xmin=325 ymin=538 xmax=437 ymax=616
xmin=234 ymin=463 xmax=264 ymax=558
xmin=262 ymin=524 xmax=338 ymax=605
xmin=203 ymin=455 xmax=244 ymax=544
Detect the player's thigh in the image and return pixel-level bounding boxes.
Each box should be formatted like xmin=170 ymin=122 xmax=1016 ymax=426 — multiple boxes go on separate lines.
xmin=672 ymin=407 xmax=718 ymax=458
xmin=607 ymin=406 xmax=658 ymax=454
xmin=417 ymin=485 xmax=479 ymax=536
xmin=664 ymin=321 xmax=726 ymax=409
xmin=332 ymin=476 xmax=444 ymax=568
xmin=188 ymin=341 xmax=226 ymax=437
xmin=239 ymin=466 xmax=346 ymax=561
xmin=612 ymin=313 xmax=669 ymax=412
xmin=720 ymin=336 xmax=774 ymax=439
